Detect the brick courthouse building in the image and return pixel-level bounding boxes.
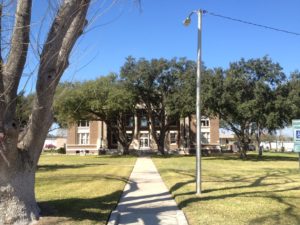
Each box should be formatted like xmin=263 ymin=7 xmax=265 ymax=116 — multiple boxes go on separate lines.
xmin=66 ymin=112 xmax=219 ymax=154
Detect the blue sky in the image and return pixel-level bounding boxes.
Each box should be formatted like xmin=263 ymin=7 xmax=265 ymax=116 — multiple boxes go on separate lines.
xmin=24 ymin=0 xmax=300 ymax=84
xmin=25 ymin=0 xmax=300 ymax=135
xmin=55 ymin=0 xmax=300 ymax=82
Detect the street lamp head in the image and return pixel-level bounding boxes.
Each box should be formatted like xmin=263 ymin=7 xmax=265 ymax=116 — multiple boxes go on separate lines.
xmin=183 ymin=17 xmax=191 ymax=26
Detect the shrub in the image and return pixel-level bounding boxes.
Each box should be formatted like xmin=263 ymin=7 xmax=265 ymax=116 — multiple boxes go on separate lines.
xmin=99 ymin=148 xmax=106 ymax=155
xmin=57 ymin=147 xmax=66 ymax=154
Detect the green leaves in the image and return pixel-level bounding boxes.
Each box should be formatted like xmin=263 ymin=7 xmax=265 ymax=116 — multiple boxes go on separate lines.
xmin=202 ymin=56 xmax=288 ymax=131
xmin=287 ymin=70 xmax=300 ymax=119
xmin=120 ymin=57 xmax=200 ymax=119
xmin=54 ymin=75 xmax=136 ymax=127
xmin=201 ymin=56 xmax=289 ymax=156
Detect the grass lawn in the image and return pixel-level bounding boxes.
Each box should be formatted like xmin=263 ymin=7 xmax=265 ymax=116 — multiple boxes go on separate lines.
xmin=35 ymin=155 xmax=136 ymax=225
xmin=153 ymin=152 xmax=300 ymax=225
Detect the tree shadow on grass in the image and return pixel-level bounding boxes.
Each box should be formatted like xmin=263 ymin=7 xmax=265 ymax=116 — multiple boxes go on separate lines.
xmin=38 ymin=190 xmax=122 ymax=224
xmin=37 ymin=163 xmax=108 ymax=172
xmin=174 ymin=187 xmax=300 ymax=225
xmin=204 ymin=153 xmax=298 ymax=162
xmin=169 ymin=172 xmax=300 ymax=224
xmin=155 ymin=155 xmax=300 ymax=224
xmin=96 ymin=155 xmax=137 ymax=159
xmin=152 ymin=153 xmax=298 ymax=162
xmin=151 ymin=155 xmax=192 ymax=159
xmin=202 ymin=172 xmax=298 ymax=194
xmin=248 ymin=195 xmax=300 ymax=225
xmin=167 ymin=170 xmax=300 ymax=212
xmin=37 ymin=179 xmax=184 ymax=225
xmin=111 ymin=179 xmax=187 ymax=225
xmin=37 ymin=174 xmax=131 ymax=187
xmin=177 ymin=185 xmax=300 ymax=210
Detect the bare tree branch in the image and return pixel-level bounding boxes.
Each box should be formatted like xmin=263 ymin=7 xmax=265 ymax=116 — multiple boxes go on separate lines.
xmin=3 ymin=0 xmax=32 ymax=121
xmin=21 ymin=0 xmax=91 ymax=163
xmin=0 ymin=3 xmax=5 ymax=118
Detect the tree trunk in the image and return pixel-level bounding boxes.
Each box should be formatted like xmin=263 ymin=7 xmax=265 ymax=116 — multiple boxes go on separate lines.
xmin=257 ymin=137 xmax=263 ymax=157
xmin=157 ymin=134 xmax=166 ymax=155
xmin=0 ymin=0 xmax=91 ymax=224
xmin=239 ymin=139 xmax=248 ymax=159
xmin=258 ymin=142 xmax=263 ymax=157
xmin=114 ymin=120 xmax=133 ymax=156
xmin=0 ymin=150 xmax=39 ymax=225
xmin=239 ymin=148 xmax=248 ymax=159
xmin=157 ymin=144 xmax=165 ymax=155
xmin=256 ymin=127 xmax=263 ymax=158
xmin=123 ymin=145 xmax=130 ymax=155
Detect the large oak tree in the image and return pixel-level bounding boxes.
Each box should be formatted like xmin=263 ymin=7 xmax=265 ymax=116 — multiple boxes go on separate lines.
xmin=54 ymin=75 xmax=137 ymax=154
xmin=120 ymin=57 xmax=195 ymax=154
xmin=287 ymin=71 xmax=300 ymax=119
xmin=202 ymin=57 xmax=289 ymax=158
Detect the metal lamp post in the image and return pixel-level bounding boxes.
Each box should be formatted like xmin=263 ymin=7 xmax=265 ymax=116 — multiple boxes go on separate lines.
xmin=183 ymin=10 xmax=203 ymax=195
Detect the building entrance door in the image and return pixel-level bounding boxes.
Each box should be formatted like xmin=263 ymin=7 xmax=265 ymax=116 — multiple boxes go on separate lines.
xmin=139 ymin=133 xmax=150 ymax=149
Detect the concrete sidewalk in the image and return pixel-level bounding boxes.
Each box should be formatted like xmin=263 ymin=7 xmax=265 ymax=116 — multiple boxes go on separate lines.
xmin=108 ymin=157 xmax=189 ymax=225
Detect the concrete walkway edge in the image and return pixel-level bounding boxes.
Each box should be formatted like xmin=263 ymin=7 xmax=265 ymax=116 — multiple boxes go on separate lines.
xmin=107 ymin=156 xmax=137 ymax=225
xmin=107 ymin=157 xmax=189 ymax=225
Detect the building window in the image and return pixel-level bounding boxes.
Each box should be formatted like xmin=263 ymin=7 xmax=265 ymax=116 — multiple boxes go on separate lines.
xmin=126 ymin=115 xmax=134 ymax=127
xmin=201 ymin=132 xmax=210 ymax=143
xmin=140 ymin=115 xmax=148 ymax=128
xmin=77 ymin=133 xmax=89 ymax=145
xmin=139 ymin=133 xmax=149 ymax=148
xmin=201 ymin=119 xmax=209 ymax=127
xmin=77 ymin=120 xmax=89 ymax=127
xmin=170 ymin=132 xmax=177 ymax=144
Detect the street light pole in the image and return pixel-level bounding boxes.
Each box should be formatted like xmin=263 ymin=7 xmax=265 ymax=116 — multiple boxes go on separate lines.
xmin=196 ymin=10 xmax=202 ymax=195
xmin=183 ymin=9 xmax=203 ymax=195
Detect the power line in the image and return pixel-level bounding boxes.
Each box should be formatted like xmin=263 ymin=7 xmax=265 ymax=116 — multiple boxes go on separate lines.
xmin=203 ymin=10 xmax=300 ymax=36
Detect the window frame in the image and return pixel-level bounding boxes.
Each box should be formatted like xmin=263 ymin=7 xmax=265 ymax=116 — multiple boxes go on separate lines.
xmin=201 ymin=132 xmax=210 ymax=144
xmin=77 ymin=132 xmax=90 ymax=145
xmin=140 ymin=115 xmax=148 ymax=128
xmin=77 ymin=120 xmax=89 ymax=127
xmin=126 ymin=115 xmax=134 ymax=128
xmin=201 ymin=119 xmax=210 ymax=127
xmin=170 ymin=132 xmax=177 ymax=145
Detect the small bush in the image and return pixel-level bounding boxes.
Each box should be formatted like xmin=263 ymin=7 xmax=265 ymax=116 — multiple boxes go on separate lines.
xmin=43 ymin=149 xmax=57 ymax=154
xmin=57 ymin=147 xmax=66 ymax=154
xmin=99 ymin=149 xmax=106 ymax=155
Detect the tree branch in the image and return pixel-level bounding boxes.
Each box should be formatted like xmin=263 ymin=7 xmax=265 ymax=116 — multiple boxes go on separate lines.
xmin=3 ymin=0 xmax=32 ymax=120
xmin=0 ymin=3 xmax=5 ymax=129
xmin=21 ymin=0 xmax=91 ymax=163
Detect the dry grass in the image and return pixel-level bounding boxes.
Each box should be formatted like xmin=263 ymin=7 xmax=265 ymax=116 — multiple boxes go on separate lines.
xmin=153 ymin=152 xmax=300 ymax=225
xmin=36 ymin=155 xmax=136 ymax=225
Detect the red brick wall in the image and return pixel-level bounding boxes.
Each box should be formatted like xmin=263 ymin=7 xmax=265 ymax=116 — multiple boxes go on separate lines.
xmin=89 ymin=121 xmax=99 ymax=145
xmin=67 ymin=124 xmax=76 ymax=144
xmin=210 ymin=117 xmax=219 ymax=144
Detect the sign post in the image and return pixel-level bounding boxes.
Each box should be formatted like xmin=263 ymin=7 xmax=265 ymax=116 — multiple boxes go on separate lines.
xmin=292 ymin=120 xmax=300 ymax=170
